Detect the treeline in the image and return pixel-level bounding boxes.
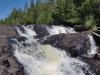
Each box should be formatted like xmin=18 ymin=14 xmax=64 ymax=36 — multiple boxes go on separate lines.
xmin=0 ymin=0 xmax=100 ymax=30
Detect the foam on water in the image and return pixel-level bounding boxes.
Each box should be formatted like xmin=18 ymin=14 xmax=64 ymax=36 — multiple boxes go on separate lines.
xmin=11 ymin=25 xmax=95 ymax=75
xmin=12 ymin=40 xmax=92 ymax=75
xmin=46 ymin=25 xmax=76 ymax=35
xmin=87 ymin=35 xmax=97 ymax=55
xmin=15 ymin=25 xmax=37 ymax=42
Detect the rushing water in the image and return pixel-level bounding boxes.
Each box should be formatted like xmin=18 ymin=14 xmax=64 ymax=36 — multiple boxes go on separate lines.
xmin=10 ymin=25 xmax=96 ymax=75
xmin=46 ymin=25 xmax=76 ymax=35
xmin=87 ymin=35 xmax=97 ymax=56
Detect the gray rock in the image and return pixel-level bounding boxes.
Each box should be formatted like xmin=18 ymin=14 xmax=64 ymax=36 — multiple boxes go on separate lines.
xmin=43 ymin=32 xmax=91 ymax=57
xmin=0 ymin=47 xmax=25 ymax=75
xmin=34 ymin=25 xmax=49 ymax=38
xmin=82 ymin=57 xmax=100 ymax=75
xmin=0 ymin=26 xmax=25 ymax=75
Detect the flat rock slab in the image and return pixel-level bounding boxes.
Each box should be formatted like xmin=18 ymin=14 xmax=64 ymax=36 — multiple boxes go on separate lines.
xmin=0 ymin=26 xmax=18 ymax=37
xmin=0 ymin=25 xmax=18 ymax=46
xmin=0 ymin=26 xmax=25 ymax=75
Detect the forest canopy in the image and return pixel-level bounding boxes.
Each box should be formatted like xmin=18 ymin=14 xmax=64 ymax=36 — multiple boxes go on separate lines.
xmin=0 ymin=0 xmax=100 ymax=30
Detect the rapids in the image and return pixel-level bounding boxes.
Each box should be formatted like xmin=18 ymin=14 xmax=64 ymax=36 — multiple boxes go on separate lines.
xmin=10 ymin=25 xmax=96 ymax=75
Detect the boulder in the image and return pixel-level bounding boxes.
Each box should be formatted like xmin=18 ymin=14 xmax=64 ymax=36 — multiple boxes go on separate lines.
xmin=0 ymin=26 xmax=25 ymax=75
xmin=94 ymin=46 xmax=100 ymax=60
xmin=82 ymin=57 xmax=100 ymax=75
xmin=74 ymin=25 xmax=89 ymax=32
xmin=34 ymin=25 xmax=49 ymax=38
xmin=0 ymin=46 xmax=25 ymax=75
xmin=43 ymin=31 xmax=92 ymax=57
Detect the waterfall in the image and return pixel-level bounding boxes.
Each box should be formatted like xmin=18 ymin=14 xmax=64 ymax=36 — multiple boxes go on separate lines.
xmin=10 ymin=25 xmax=95 ymax=75
xmin=46 ymin=25 xmax=76 ymax=35
xmin=87 ymin=35 xmax=97 ymax=56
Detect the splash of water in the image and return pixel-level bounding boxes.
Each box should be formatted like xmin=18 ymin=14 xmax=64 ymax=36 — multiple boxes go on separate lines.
xmin=87 ymin=35 xmax=97 ymax=55
xmin=10 ymin=25 xmax=95 ymax=75
xmin=46 ymin=25 xmax=76 ymax=35
xmin=15 ymin=25 xmax=37 ymax=42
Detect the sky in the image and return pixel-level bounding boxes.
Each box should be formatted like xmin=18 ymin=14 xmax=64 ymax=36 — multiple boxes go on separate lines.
xmin=0 ymin=0 xmax=31 ymax=19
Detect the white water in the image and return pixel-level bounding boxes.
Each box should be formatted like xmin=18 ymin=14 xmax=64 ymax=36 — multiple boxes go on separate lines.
xmin=87 ymin=35 xmax=97 ymax=55
xmin=15 ymin=25 xmax=37 ymax=42
xmin=11 ymin=25 xmax=96 ymax=75
xmin=46 ymin=25 xmax=76 ymax=35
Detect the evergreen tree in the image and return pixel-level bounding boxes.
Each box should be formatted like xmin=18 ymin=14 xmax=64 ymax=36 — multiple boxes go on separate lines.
xmin=54 ymin=0 xmax=79 ymax=25
xmin=0 ymin=0 xmax=99 ymax=30
xmin=35 ymin=1 xmax=53 ymax=24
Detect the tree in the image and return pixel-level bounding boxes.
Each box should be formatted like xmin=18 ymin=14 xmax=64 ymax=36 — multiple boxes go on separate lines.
xmin=0 ymin=0 xmax=99 ymax=29
xmin=35 ymin=1 xmax=53 ymax=24
xmin=53 ymin=0 xmax=80 ymax=25
xmin=84 ymin=15 xmax=97 ymax=30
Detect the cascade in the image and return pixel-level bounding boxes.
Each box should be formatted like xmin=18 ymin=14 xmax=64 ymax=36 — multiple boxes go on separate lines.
xmin=46 ymin=25 xmax=76 ymax=35
xmin=87 ymin=35 xmax=97 ymax=56
xmin=10 ymin=25 xmax=96 ymax=75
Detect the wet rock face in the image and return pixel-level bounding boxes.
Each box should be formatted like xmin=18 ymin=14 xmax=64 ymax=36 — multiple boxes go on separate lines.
xmin=43 ymin=33 xmax=91 ymax=57
xmin=0 ymin=25 xmax=100 ymax=75
xmin=0 ymin=26 xmax=25 ymax=75
xmin=82 ymin=57 xmax=100 ymax=75
xmin=0 ymin=46 xmax=25 ymax=75
xmin=94 ymin=46 xmax=100 ymax=60
xmin=34 ymin=25 xmax=49 ymax=38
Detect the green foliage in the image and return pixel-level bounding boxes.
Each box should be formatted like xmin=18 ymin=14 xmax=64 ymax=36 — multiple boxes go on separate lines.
xmin=84 ymin=15 xmax=97 ymax=30
xmin=0 ymin=0 xmax=55 ymax=25
xmin=0 ymin=0 xmax=99 ymax=30
xmin=54 ymin=0 xmax=99 ymax=29
xmin=35 ymin=3 xmax=53 ymax=24
xmin=54 ymin=0 xmax=80 ymax=25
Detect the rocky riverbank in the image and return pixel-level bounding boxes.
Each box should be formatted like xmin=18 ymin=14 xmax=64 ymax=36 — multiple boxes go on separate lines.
xmin=33 ymin=25 xmax=100 ymax=75
xmin=0 ymin=26 xmax=25 ymax=75
xmin=0 ymin=25 xmax=100 ymax=75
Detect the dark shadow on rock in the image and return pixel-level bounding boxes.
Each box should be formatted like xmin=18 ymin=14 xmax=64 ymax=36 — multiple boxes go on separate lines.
xmin=43 ymin=32 xmax=91 ymax=57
